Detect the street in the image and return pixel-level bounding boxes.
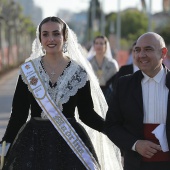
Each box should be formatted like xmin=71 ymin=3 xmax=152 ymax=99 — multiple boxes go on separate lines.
xmin=0 ymin=68 xmax=19 ymax=140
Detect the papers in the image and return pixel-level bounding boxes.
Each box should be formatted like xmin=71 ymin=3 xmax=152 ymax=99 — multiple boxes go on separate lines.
xmin=152 ymin=124 xmax=169 ymax=152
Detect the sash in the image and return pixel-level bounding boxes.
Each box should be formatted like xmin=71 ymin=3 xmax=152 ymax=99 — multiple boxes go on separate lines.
xmin=21 ymin=61 xmax=100 ymax=170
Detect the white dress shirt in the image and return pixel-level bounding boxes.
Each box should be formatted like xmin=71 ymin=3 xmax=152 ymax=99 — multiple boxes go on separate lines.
xmin=133 ymin=64 xmax=139 ymax=73
xmin=132 ymin=66 xmax=169 ymax=151
xmin=141 ymin=66 xmax=168 ymax=124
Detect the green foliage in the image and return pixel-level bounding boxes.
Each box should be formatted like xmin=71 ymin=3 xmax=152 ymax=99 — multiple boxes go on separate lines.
xmin=120 ymin=10 xmax=148 ymax=41
xmin=158 ymin=25 xmax=170 ymax=46
xmin=105 ymin=9 xmax=148 ymax=49
xmin=22 ymin=17 xmax=35 ymax=33
xmin=105 ymin=12 xmax=117 ymax=35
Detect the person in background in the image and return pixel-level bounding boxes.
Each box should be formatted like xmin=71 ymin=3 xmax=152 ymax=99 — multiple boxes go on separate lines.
xmin=112 ymin=41 xmax=139 ymax=91
xmin=87 ymin=35 xmax=119 ymax=103
xmin=126 ymin=45 xmax=134 ymax=65
xmin=105 ymin=32 xmax=170 ymax=170
xmin=0 ymin=16 xmax=122 ymax=170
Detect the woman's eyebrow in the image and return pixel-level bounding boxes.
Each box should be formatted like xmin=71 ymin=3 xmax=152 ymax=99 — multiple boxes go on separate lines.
xmin=42 ymin=30 xmax=60 ymax=33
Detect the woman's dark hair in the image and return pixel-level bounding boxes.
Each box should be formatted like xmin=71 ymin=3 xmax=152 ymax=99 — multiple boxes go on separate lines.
xmin=93 ymin=35 xmax=108 ymax=45
xmin=38 ymin=16 xmax=67 ymax=42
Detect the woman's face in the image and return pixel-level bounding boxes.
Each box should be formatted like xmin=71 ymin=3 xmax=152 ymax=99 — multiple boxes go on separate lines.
xmin=40 ymin=21 xmax=65 ymax=55
xmin=94 ymin=38 xmax=106 ymax=55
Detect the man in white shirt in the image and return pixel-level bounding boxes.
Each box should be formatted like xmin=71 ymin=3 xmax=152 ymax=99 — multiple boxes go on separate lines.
xmin=105 ymin=32 xmax=170 ymax=170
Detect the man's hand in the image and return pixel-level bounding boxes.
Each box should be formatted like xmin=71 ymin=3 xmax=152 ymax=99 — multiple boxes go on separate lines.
xmin=135 ymin=140 xmax=162 ymax=158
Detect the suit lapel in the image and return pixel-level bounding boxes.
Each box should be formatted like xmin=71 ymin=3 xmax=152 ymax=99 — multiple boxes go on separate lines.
xmin=129 ymin=64 xmax=133 ymax=73
xmin=164 ymin=68 xmax=170 ymax=146
xmin=166 ymin=70 xmax=170 ymax=124
xmin=132 ymin=71 xmax=144 ymax=112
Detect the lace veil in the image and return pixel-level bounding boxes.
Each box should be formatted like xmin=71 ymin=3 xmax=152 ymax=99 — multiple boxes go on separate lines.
xmin=26 ymin=17 xmax=122 ymax=170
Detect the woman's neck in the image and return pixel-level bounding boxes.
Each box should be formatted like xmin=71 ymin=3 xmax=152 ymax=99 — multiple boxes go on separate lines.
xmin=95 ymin=52 xmax=105 ymax=59
xmin=95 ymin=54 xmax=105 ymax=68
xmin=42 ymin=54 xmax=70 ymax=84
xmin=44 ymin=53 xmax=65 ymax=66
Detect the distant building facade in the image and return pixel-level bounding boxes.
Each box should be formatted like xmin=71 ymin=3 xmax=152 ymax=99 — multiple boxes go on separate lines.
xmin=13 ymin=0 xmax=43 ymax=25
xmin=57 ymin=10 xmax=88 ymax=44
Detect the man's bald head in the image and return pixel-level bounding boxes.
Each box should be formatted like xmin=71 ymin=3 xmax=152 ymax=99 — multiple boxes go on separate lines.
xmin=135 ymin=32 xmax=168 ymax=77
xmin=137 ymin=32 xmax=166 ymax=49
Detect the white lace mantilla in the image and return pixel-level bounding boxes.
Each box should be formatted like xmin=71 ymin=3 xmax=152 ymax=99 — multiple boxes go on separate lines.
xmin=20 ymin=57 xmax=88 ymax=118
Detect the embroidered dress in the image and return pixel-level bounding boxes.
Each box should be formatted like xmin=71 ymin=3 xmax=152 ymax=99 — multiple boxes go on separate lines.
xmin=1 ymin=16 xmax=123 ymax=170
xmin=89 ymin=56 xmax=118 ymax=102
xmin=2 ymin=57 xmax=103 ymax=170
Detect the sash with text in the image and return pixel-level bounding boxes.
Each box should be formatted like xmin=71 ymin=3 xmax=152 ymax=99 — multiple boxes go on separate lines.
xmin=21 ymin=61 xmax=100 ymax=170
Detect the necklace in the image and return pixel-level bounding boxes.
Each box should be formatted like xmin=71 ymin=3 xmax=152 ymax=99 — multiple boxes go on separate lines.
xmin=50 ymin=69 xmax=56 ymax=77
xmin=42 ymin=56 xmax=68 ymax=79
xmin=41 ymin=58 xmax=58 ymax=78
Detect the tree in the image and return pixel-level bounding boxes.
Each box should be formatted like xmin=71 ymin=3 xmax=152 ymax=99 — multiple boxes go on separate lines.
xmin=0 ymin=0 xmax=35 ymax=72
xmin=158 ymin=25 xmax=170 ymax=46
xmin=105 ymin=9 xmax=148 ymax=50
xmin=121 ymin=9 xmax=148 ymax=42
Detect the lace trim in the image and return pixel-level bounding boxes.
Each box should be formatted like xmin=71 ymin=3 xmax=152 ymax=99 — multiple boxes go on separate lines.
xmin=20 ymin=57 xmax=88 ymax=118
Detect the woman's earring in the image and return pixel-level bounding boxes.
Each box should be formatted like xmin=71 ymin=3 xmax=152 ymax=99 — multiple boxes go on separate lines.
xmin=63 ymin=42 xmax=68 ymax=53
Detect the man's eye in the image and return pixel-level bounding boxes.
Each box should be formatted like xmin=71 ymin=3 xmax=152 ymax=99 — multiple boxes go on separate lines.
xmin=145 ymin=48 xmax=152 ymax=51
xmin=135 ymin=49 xmax=140 ymax=53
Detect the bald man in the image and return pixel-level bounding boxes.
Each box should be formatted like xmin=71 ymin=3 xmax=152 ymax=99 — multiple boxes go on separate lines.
xmin=105 ymin=32 xmax=170 ymax=170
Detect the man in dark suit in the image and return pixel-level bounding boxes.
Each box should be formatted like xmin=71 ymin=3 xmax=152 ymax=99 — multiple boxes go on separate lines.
xmin=105 ymin=32 xmax=170 ymax=170
xmin=112 ymin=41 xmax=138 ymax=91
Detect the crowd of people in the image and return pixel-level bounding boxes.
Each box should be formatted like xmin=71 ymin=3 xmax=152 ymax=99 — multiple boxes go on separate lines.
xmin=0 ymin=16 xmax=170 ymax=170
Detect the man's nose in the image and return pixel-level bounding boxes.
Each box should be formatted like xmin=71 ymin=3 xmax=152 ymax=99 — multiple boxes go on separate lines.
xmin=138 ymin=50 xmax=146 ymax=57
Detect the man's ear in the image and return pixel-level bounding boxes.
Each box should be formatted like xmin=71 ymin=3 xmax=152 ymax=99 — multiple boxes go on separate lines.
xmin=162 ymin=47 xmax=168 ymax=59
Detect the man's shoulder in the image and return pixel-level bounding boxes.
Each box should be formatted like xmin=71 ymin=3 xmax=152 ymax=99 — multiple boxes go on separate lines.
xmin=119 ymin=64 xmax=133 ymax=70
xmin=119 ymin=64 xmax=133 ymax=74
xmin=119 ymin=70 xmax=141 ymax=82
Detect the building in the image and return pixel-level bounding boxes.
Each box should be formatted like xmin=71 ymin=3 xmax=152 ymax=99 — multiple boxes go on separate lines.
xmin=57 ymin=10 xmax=88 ymax=44
xmin=13 ymin=0 xmax=43 ymax=25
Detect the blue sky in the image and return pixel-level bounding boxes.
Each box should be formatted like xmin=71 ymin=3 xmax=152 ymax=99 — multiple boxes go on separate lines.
xmin=34 ymin=0 xmax=163 ymax=18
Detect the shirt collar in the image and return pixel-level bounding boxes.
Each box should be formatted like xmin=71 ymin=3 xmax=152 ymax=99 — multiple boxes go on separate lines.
xmin=142 ymin=65 xmax=164 ymax=84
xmin=133 ymin=64 xmax=139 ymax=73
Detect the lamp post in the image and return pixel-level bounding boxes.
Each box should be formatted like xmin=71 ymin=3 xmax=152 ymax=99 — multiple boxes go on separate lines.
xmin=148 ymin=0 xmax=152 ymax=31
xmin=100 ymin=0 xmax=105 ymax=35
xmin=116 ymin=0 xmax=121 ymax=51
xmin=91 ymin=0 xmax=96 ymax=41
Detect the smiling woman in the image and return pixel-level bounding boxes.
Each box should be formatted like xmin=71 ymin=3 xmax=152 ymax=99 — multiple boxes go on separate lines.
xmin=38 ymin=17 xmax=70 ymax=84
xmin=0 ymin=16 xmax=123 ymax=170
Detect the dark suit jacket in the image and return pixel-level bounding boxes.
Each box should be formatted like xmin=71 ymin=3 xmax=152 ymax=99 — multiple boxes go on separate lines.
xmin=112 ymin=64 xmax=133 ymax=91
xmin=105 ymin=67 xmax=170 ymax=170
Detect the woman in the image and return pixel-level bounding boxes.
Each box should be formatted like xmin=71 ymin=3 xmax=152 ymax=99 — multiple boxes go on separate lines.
xmin=88 ymin=36 xmax=119 ymax=103
xmin=0 ymin=17 xmax=122 ymax=170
